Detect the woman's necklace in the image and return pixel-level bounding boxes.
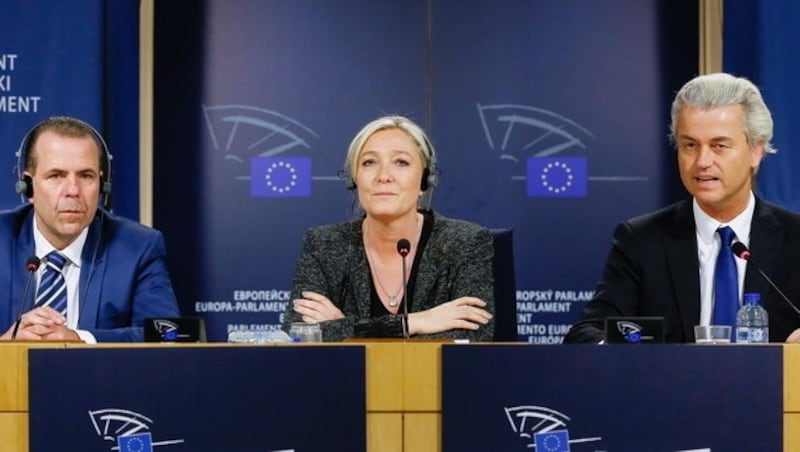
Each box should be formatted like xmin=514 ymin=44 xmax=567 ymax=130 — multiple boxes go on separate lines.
xmin=368 ymin=259 xmax=403 ymax=307
xmin=363 ymin=216 xmax=422 ymax=308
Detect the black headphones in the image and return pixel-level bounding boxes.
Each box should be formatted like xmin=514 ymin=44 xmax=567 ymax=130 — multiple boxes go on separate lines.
xmin=346 ymin=134 xmax=439 ymax=191
xmin=14 ymin=116 xmax=113 ymax=210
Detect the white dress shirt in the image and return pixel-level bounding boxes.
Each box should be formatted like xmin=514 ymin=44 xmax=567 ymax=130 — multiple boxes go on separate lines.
xmin=32 ymin=216 xmax=97 ymax=343
xmin=694 ymin=192 xmax=755 ymax=326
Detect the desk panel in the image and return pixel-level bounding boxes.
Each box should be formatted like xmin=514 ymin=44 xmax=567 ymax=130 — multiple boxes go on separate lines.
xmin=0 ymin=343 xmax=64 ymax=411
xmin=3 ymin=343 xmax=797 ymax=451
xmin=0 ymin=413 xmax=27 ymax=450
xmin=363 ymin=342 xmax=442 ymax=451
xmin=29 ymin=346 xmax=365 ymax=451
xmin=442 ymin=344 xmax=783 ymax=451
xmin=784 ymin=345 xmax=800 ymax=411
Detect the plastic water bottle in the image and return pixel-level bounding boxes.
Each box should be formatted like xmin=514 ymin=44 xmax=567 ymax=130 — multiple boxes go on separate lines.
xmin=735 ymin=293 xmax=769 ymax=344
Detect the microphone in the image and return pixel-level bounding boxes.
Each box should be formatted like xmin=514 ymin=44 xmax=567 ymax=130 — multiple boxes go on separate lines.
xmin=397 ymin=239 xmax=411 ymax=339
xmin=11 ymin=256 xmax=41 ymax=340
xmin=732 ymin=241 xmax=800 ymax=316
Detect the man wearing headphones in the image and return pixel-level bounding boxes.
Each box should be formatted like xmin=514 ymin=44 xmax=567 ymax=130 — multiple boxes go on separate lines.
xmin=0 ymin=116 xmax=180 ymax=342
xmin=283 ymin=115 xmax=494 ymax=342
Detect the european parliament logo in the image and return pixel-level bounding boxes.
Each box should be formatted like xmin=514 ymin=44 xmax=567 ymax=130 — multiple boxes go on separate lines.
xmin=504 ymin=405 xmax=602 ymax=450
xmin=151 ymin=319 xmax=179 ymax=341
xmin=251 ymin=157 xmax=312 ymax=197
xmin=616 ymin=320 xmax=644 ymax=343
xmin=477 ymin=103 xmax=649 ymax=198
xmin=88 ymin=408 xmax=185 ymax=450
xmin=202 ymin=105 xmax=322 ymax=199
xmin=527 ymin=158 xmax=587 ymax=198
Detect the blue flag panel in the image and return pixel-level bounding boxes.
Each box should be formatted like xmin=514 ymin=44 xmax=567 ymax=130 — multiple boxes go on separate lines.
xmin=527 ymin=158 xmax=588 ymax=198
xmin=251 ymin=157 xmax=312 ymax=198
xmin=117 ymin=433 xmax=153 ymax=452
xmin=534 ymin=429 xmax=571 ymax=452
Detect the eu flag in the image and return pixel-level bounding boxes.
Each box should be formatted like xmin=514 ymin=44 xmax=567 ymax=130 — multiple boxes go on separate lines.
xmin=534 ymin=429 xmax=570 ymax=452
xmin=117 ymin=432 xmax=153 ymax=452
xmin=251 ymin=157 xmax=312 ymax=197
xmin=527 ymin=157 xmax=587 ymax=198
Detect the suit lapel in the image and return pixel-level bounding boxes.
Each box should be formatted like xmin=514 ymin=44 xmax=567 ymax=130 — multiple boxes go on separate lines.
xmin=410 ymin=213 xmax=442 ymax=309
xmin=77 ymin=212 xmax=108 ymax=329
xmin=745 ymin=199 xmax=782 ymax=295
xmin=663 ymin=200 xmax=701 ymax=341
xmin=350 ymin=220 xmax=372 ymax=318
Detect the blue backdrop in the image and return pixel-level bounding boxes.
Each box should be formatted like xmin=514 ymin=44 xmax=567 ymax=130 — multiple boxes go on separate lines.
xmin=724 ymin=0 xmax=800 ymax=211
xmin=4 ymin=2 xmax=799 ymax=343
xmin=0 ymin=0 xmax=140 ymax=221
xmin=153 ymin=0 xmax=699 ymax=342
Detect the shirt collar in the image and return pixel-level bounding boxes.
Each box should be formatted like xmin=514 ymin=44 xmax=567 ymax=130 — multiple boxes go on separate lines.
xmin=693 ymin=191 xmax=755 ymax=246
xmin=32 ymin=215 xmax=89 ymax=268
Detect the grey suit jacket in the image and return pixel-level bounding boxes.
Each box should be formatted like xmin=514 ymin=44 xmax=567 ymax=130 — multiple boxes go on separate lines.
xmin=283 ymin=211 xmax=495 ymax=342
xmin=565 ymin=197 xmax=800 ymax=343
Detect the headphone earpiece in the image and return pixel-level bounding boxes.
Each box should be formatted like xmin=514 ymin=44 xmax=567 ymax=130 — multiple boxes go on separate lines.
xmin=420 ymin=134 xmax=438 ymax=192
xmin=15 ymin=175 xmax=32 ymax=198
xmin=15 ymin=117 xmax=114 ymax=209
xmin=338 ymin=168 xmax=356 ymax=190
xmin=420 ymin=165 xmax=440 ymax=191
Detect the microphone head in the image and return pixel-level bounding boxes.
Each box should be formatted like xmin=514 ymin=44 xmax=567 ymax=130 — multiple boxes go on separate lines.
xmin=731 ymin=241 xmax=750 ymax=260
xmin=25 ymin=255 xmax=41 ymax=272
xmin=397 ymin=239 xmax=411 ymax=257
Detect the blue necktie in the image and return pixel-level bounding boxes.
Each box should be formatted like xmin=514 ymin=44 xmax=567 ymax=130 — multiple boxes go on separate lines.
xmin=36 ymin=251 xmax=68 ymax=315
xmin=713 ymin=226 xmax=738 ymax=327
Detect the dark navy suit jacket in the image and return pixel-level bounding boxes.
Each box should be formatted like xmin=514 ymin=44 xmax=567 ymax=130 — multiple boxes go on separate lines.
xmin=0 ymin=204 xmax=180 ymax=342
xmin=565 ymin=197 xmax=800 ymax=343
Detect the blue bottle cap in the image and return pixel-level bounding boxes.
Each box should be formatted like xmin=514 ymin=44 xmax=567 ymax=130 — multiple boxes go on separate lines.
xmin=743 ymin=293 xmax=761 ymax=304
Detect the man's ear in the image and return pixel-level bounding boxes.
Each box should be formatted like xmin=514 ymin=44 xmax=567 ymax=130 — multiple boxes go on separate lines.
xmin=750 ymin=141 xmax=765 ymax=173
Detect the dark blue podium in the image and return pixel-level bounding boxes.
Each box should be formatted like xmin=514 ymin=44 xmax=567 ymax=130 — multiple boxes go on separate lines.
xmin=28 ymin=346 xmax=365 ymax=452
xmin=442 ymin=344 xmax=782 ymax=451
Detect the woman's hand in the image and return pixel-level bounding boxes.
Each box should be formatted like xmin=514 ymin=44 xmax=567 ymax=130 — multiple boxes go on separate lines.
xmin=407 ymin=296 xmax=493 ymax=336
xmin=292 ymin=291 xmax=345 ymax=323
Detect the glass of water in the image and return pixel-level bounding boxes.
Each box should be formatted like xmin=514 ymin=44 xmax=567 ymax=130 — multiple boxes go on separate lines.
xmin=288 ymin=322 xmax=322 ymax=342
xmin=693 ymin=325 xmax=732 ymax=344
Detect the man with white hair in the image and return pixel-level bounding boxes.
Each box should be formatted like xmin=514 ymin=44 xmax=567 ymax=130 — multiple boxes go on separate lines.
xmin=565 ymin=73 xmax=800 ymax=343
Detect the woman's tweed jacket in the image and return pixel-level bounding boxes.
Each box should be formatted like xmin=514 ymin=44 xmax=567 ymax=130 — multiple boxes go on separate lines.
xmin=283 ymin=211 xmax=495 ymax=342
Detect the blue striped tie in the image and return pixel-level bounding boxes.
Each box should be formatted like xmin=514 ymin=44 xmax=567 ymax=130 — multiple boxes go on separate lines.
xmin=713 ymin=226 xmax=738 ymax=328
xmin=36 ymin=251 xmax=68 ymax=315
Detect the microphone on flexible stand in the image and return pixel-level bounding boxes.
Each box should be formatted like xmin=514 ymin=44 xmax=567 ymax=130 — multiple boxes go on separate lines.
xmin=397 ymin=239 xmax=411 ymax=339
xmin=732 ymin=242 xmax=800 ymax=316
xmin=11 ymin=256 xmax=41 ymax=340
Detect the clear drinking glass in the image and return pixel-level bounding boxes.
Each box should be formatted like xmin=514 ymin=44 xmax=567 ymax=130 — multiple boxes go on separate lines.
xmin=288 ymin=322 xmax=322 ymax=342
xmin=693 ymin=325 xmax=732 ymax=344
